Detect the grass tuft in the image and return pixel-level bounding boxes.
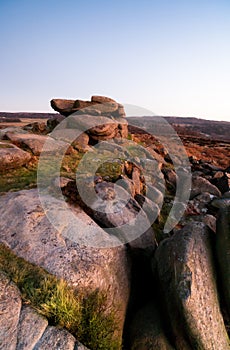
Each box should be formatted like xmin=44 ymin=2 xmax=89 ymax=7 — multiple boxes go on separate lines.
xmin=0 ymin=243 xmax=120 ymax=350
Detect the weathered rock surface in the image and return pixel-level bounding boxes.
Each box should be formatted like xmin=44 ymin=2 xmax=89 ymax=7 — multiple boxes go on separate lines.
xmin=76 ymin=180 xmax=155 ymax=247
xmin=129 ymin=302 xmax=174 ymax=350
xmin=155 ymin=222 xmax=230 ymax=350
xmin=0 ymin=189 xmax=131 ymax=339
xmin=0 ymin=142 xmax=31 ymax=171
xmin=33 ymin=326 xmax=76 ymax=350
xmin=50 ymin=128 xmax=90 ymax=152
xmin=16 ymin=306 xmax=48 ymax=350
xmin=5 ymin=132 xmax=73 ymax=156
xmin=0 ymin=127 xmax=27 ymax=140
xmin=0 ymin=272 xmax=22 ymax=350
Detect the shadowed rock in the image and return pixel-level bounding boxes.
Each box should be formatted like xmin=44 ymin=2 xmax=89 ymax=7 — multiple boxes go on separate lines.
xmin=129 ymin=302 xmax=174 ymax=350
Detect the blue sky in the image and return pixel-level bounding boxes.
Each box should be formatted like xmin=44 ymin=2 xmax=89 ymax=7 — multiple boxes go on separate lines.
xmin=0 ymin=0 xmax=230 ymax=121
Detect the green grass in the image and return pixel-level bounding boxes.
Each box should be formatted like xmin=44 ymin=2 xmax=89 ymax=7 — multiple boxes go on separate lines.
xmin=0 ymin=164 xmax=38 ymax=193
xmin=0 ymin=152 xmax=84 ymax=194
xmin=0 ymin=244 xmax=121 ymax=350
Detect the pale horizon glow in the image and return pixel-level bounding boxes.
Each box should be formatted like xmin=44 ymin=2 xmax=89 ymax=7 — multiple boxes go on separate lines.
xmin=1 ymin=0 xmax=230 ymax=122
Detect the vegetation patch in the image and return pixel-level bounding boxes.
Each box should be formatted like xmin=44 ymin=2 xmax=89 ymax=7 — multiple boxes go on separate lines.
xmin=0 ymin=163 xmax=38 ymax=193
xmin=0 ymin=244 xmax=120 ymax=350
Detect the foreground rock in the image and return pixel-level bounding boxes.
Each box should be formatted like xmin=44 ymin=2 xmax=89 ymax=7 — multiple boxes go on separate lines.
xmin=0 ymin=275 xmax=89 ymax=350
xmin=155 ymin=222 xmax=229 ymax=350
xmin=0 ymin=142 xmax=31 ymax=171
xmin=0 ymin=272 xmax=21 ymax=350
xmin=0 ymin=189 xmax=130 ymax=340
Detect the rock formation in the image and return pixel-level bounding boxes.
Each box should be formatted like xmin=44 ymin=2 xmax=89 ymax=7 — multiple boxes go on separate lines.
xmin=50 ymin=95 xmax=128 ymax=142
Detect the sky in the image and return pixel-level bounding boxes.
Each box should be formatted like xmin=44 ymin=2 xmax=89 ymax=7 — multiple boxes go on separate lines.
xmin=0 ymin=0 xmax=230 ymax=121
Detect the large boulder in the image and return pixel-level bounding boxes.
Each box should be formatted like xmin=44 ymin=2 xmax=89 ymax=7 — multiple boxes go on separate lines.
xmin=0 ymin=142 xmax=31 ymax=171
xmin=0 ymin=189 xmax=131 ymax=340
xmin=155 ymin=222 xmax=229 ymax=350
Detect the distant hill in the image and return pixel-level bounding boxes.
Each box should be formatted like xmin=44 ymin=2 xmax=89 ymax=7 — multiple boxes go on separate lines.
xmin=128 ymin=116 xmax=230 ymax=142
xmin=0 ymin=112 xmax=229 ymax=142
xmin=0 ymin=112 xmax=58 ymax=121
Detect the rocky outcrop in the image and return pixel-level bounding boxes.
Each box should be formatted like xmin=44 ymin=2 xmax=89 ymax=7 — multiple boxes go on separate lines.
xmin=0 ymin=142 xmax=31 ymax=171
xmin=155 ymin=222 xmax=229 ymax=350
xmin=0 ymin=189 xmax=131 ymax=341
xmin=50 ymin=95 xmax=128 ymax=143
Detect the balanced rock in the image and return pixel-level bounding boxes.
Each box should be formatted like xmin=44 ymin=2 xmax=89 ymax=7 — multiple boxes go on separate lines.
xmin=155 ymin=222 xmax=230 ymax=350
xmin=50 ymin=95 xmax=128 ymax=142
